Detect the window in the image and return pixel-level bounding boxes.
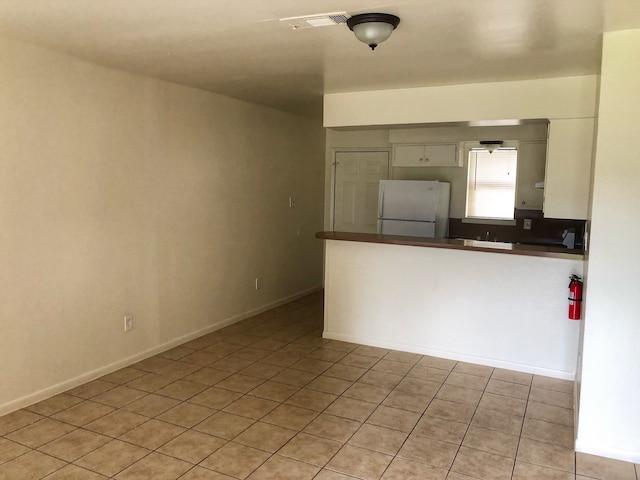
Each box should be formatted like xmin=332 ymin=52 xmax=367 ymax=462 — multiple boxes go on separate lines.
xmin=465 ymin=143 xmax=518 ymax=220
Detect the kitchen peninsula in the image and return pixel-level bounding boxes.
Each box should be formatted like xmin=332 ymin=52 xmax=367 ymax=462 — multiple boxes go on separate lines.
xmin=317 ymin=231 xmax=583 ymax=379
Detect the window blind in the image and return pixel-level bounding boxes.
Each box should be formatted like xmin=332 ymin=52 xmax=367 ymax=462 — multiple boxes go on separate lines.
xmin=466 ymin=149 xmax=517 ymax=219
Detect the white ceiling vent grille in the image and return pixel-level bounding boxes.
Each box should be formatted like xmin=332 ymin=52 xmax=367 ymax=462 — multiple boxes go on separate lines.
xmin=280 ymin=12 xmax=350 ymax=29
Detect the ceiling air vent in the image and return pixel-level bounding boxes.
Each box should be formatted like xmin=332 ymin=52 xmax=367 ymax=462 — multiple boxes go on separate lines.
xmin=327 ymin=14 xmax=349 ymax=24
xmin=280 ymin=12 xmax=350 ymax=30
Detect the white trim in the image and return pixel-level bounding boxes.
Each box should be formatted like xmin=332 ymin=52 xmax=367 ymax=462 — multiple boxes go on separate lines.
xmin=0 ymin=286 xmax=322 ymax=417
xmin=323 ymin=331 xmax=576 ymax=380
xmin=463 ymin=140 xmax=519 ymax=221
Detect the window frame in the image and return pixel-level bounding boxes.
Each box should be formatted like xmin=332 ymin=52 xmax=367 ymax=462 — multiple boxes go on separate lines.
xmin=462 ymin=140 xmax=519 ymax=225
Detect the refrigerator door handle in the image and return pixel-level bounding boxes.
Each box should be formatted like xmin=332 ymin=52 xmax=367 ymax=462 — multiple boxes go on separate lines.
xmin=379 ymin=186 xmax=385 ymax=219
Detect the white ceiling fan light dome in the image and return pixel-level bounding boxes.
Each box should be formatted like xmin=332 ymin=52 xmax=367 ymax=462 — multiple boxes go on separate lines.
xmin=347 ymin=13 xmax=400 ymax=50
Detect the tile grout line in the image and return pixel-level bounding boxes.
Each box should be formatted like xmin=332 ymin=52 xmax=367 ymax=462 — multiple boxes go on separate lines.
xmin=290 ymin=348 xmax=388 ymax=477
xmin=173 ymin=318 xmax=330 ymax=478
xmin=59 ymin=317 xmax=317 ymax=478
xmin=181 ymin=321 xmax=315 ymax=477
xmin=374 ymin=358 xmax=457 ymax=480
xmin=178 ymin=330 xmax=317 ymax=478
xmin=509 ymin=376 xmax=532 ymax=480
xmin=1 ymin=296 xmax=629 ymax=480
xmin=439 ymin=364 xmax=494 ymax=479
xmin=317 ymin=352 xmax=471 ymax=478
xmin=309 ymin=350 xmax=402 ymax=479
xmin=0 ymin=301 xmax=322 ymax=477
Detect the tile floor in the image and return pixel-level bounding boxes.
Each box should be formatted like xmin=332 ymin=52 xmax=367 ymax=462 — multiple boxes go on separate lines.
xmin=0 ymin=292 xmax=638 ymax=480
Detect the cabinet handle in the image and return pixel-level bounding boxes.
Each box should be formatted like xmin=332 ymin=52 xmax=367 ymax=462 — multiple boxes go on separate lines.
xmin=419 ymin=158 xmax=424 ymax=163
xmin=424 ymin=157 xmax=430 ymax=163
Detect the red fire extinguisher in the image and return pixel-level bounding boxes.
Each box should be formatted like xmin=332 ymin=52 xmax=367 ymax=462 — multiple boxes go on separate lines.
xmin=568 ymin=274 xmax=583 ymax=320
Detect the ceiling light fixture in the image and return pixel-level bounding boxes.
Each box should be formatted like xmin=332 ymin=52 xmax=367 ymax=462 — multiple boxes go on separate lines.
xmin=479 ymin=140 xmax=504 ymax=154
xmin=347 ymin=13 xmax=400 ymax=50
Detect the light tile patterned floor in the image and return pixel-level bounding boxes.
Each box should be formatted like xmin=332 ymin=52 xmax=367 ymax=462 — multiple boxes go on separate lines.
xmin=0 ymin=292 xmax=638 ymax=479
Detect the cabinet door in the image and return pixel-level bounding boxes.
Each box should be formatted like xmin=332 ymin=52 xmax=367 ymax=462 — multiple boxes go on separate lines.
xmin=393 ymin=145 xmax=425 ymax=166
xmin=544 ymin=118 xmax=595 ymax=219
xmin=422 ymin=144 xmax=459 ymax=166
xmin=393 ymin=144 xmax=459 ymax=167
xmin=516 ymin=141 xmax=546 ymax=210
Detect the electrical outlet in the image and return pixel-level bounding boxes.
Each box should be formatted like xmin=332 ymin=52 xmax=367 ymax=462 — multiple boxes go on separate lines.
xmin=124 ymin=315 xmax=133 ymax=332
xmin=255 ymin=278 xmax=260 ymax=290
xmin=288 ymin=196 xmax=296 ymax=208
xmin=523 ymin=218 xmax=532 ymax=230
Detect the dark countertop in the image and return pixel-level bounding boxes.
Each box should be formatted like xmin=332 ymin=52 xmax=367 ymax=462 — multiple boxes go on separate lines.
xmin=316 ymin=231 xmax=585 ymax=260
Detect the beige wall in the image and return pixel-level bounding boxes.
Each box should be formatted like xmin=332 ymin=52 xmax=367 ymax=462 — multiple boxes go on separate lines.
xmin=576 ymin=29 xmax=640 ymax=463
xmin=0 ymin=37 xmax=325 ymax=414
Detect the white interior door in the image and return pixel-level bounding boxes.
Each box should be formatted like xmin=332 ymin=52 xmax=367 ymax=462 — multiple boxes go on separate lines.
xmin=334 ymin=151 xmax=389 ymax=233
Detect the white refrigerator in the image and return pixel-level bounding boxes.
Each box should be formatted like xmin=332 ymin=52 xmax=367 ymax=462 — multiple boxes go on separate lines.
xmin=377 ymin=180 xmax=451 ymax=238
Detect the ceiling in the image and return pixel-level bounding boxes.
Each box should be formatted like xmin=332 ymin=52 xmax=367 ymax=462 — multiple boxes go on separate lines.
xmin=1 ymin=0 xmax=640 ymax=118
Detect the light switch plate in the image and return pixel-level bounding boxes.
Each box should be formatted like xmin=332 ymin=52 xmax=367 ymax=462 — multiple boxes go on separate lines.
xmin=124 ymin=315 xmax=133 ymax=332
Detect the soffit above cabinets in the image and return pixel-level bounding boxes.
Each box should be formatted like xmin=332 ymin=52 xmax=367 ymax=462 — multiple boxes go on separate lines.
xmin=1 ymin=1 xmax=639 ymax=118
xmin=387 ymin=123 xmax=549 ymax=144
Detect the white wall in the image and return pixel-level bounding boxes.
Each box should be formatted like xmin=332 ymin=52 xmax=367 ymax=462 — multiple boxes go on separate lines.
xmin=0 ymin=37 xmax=325 ymax=414
xmin=321 ymin=38 xmax=639 ymax=465
xmin=324 ymin=240 xmax=583 ymax=378
xmin=324 ymin=76 xmax=598 ymax=128
xmin=576 ymin=29 xmax=640 ymax=463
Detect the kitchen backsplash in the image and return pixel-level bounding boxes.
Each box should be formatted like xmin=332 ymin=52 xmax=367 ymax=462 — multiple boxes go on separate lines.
xmin=448 ymin=210 xmax=586 ymax=250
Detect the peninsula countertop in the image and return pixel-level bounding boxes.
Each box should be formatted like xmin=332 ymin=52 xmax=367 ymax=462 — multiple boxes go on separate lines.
xmin=316 ymin=231 xmax=584 ymax=260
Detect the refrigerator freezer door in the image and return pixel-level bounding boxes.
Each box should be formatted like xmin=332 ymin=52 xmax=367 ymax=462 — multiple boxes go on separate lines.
xmin=379 ymin=180 xmax=440 ymax=222
xmin=378 ymin=219 xmax=436 ymax=237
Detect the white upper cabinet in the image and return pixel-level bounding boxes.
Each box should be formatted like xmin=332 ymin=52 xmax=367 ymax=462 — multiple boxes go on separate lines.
xmin=392 ymin=143 xmax=460 ymax=167
xmin=544 ymin=118 xmax=595 ymax=219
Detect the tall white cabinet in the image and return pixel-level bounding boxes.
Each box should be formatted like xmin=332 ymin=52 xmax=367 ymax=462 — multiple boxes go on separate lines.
xmin=544 ymin=118 xmax=595 ymax=219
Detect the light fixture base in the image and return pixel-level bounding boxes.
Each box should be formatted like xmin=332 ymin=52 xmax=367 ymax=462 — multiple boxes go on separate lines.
xmin=479 ymin=140 xmax=504 ymax=154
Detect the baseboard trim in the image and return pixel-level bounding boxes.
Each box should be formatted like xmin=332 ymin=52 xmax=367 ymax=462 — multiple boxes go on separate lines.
xmin=323 ymin=331 xmax=576 ymax=381
xmin=0 ymin=286 xmax=321 ymax=417
xmin=575 ymin=439 xmax=640 ymax=464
